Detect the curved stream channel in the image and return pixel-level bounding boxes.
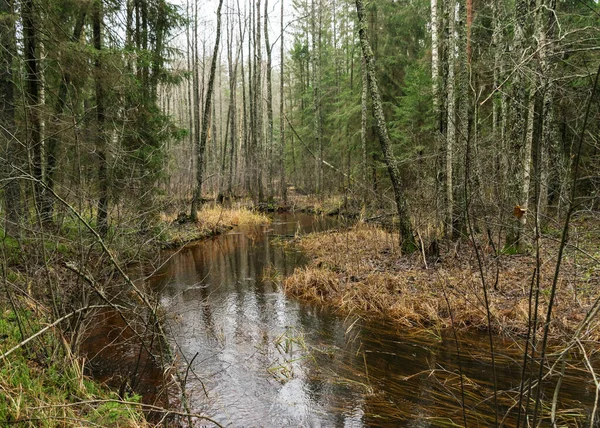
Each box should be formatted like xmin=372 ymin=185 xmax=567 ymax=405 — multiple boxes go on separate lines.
xmin=149 ymin=213 xmax=595 ymax=426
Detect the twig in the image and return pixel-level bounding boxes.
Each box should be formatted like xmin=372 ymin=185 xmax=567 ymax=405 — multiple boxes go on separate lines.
xmin=0 ymin=305 xmax=112 ymax=361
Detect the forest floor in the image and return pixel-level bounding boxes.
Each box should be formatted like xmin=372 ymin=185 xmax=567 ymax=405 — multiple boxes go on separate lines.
xmin=283 ymin=218 xmax=600 ymax=341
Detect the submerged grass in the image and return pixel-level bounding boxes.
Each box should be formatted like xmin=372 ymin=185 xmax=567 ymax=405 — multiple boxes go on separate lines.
xmin=283 ymin=223 xmax=599 ymax=340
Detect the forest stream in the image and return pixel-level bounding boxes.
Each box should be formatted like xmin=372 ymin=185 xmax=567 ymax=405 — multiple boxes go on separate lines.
xmin=91 ymin=213 xmax=597 ymax=427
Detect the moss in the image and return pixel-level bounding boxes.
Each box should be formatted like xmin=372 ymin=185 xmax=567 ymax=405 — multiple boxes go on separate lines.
xmin=0 ymin=310 xmax=147 ymax=427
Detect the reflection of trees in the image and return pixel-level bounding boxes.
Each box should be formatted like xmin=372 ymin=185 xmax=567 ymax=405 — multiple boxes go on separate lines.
xmin=80 ymin=309 xmax=170 ymax=416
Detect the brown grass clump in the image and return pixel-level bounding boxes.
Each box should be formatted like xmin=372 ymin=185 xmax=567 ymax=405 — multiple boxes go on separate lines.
xmin=160 ymin=205 xmax=270 ymax=247
xmin=283 ymin=223 xmax=600 ymax=339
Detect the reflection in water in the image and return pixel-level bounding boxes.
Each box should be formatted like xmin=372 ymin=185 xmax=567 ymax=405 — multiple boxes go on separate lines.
xmin=151 ymin=213 xmax=595 ymax=426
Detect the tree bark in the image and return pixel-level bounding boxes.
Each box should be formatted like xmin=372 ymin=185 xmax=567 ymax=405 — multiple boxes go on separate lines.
xmin=22 ymin=0 xmax=43 ymax=214
xmin=279 ymin=0 xmax=287 ymax=204
xmin=264 ymin=0 xmax=274 ymax=199
xmin=361 ymin=55 xmax=368 ymax=207
xmin=445 ymin=0 xmax=456 ymax=238
xmin=42 ymin=10 xmax=86 ymax=223
xmin=190 ymin=0 xmax=224 ymax=220
xmin=355 ymin=0 xmax=416 ymax=253
xmin=93 ymin=0 xmax=109 ymax=236
xmin=1 ymin=0 xmax=22 ymax=235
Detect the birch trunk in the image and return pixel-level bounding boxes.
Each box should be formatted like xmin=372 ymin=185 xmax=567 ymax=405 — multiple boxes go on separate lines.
xmin=191 ymin=0 xmax=224 ymax=220
xmin=0 ymin=0 xmax=22 ymax=235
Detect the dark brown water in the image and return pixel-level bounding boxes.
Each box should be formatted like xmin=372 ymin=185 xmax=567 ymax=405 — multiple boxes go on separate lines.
xmin=149 ymin=213 xmax=596 ymax=427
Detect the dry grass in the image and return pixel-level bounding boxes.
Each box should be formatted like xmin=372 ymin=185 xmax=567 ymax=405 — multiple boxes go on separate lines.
xmin=283 ymin=223 xmax=600 ymax=340
xmin=159 ymin=205 xmax=270 ymax=247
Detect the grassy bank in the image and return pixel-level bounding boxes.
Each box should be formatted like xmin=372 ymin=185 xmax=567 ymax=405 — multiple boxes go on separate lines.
xmin=0 ymin=204 xmax=270 ymax=426
xmin=283 ymin=223 xmax=599 ymax=339
xmin=0 ymin=308 xmax=148 ymax=427
xmin=158 ymin=205 xmax=271 ymax=247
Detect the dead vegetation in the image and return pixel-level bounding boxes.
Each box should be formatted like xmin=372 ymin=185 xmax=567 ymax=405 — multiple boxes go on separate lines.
xmin=283 ymin=222 xmax=600 ymax=340
xmin=159 ymin=205 xmax=271 ymax=247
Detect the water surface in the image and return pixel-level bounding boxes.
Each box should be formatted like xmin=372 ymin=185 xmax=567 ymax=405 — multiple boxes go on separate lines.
xmin=151 ymin=213 xmax=595 ymax=426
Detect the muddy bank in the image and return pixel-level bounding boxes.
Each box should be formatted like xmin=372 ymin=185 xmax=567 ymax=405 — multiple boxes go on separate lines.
xmin=283 ymin=223 xmax=599 ymax=340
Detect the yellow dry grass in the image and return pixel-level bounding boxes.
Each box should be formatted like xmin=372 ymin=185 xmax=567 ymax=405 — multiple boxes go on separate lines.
xmin=283 ymin=223 xmax=599 ymax=339
xmin=160 ymin=205 xmax=270 ymax=247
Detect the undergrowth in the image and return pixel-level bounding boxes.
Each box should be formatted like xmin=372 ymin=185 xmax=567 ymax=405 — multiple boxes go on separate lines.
xmin=0 ymin=308 xmax=147 ymax=427
xmin=283 ymin=222 xmax=600 ymax=340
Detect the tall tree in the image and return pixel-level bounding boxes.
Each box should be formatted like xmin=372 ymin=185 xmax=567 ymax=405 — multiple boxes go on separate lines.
xmin=445 ymin=0 xmax=456 ymax=238
xmin=42 ymin=8 xmax=87 ymax=223
xmin=355 ymin=0 xmax=416 ymax=253
xmin=93 ymin=0 xmax=109 ymax=235
xmin=0 ymin=0 xmax=21 ymax=235
xmin=22 ymin=0 xmax=43 ymax=214
xmin=191 ymin=0 xmax=224 ymax=221
xmin=265 ymin=0 xmax=274 ymax=198
xmin=279 ymin=0 xmax=287 ymax=203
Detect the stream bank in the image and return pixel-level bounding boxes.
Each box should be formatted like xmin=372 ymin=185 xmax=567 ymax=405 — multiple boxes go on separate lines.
xmin=283 ymin=222 xmax=599 ymax=339
xmin=149 ymin=213 xmax=596 ymax=426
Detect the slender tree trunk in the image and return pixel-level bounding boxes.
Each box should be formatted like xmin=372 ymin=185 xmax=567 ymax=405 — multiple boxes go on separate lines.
xmin=355 ymin=0 xmax=416 ymax=253
xmin=361 ymin=55 xmax=368 ymax=207
xmin=445 ymin=0 xmax=456 ymax=238
xmin=264 ymin=0 xmax=274 ymax=199
xmin=1 ymin=0 xmax=22 ymax=235
xmin=537 ymin=0 xmax=557 ymax=222
xmin=22 ymin=0 xmax=43 ymax=214
xmin=186 ymin=0 xmax=194 ymax=199
xmin=311 ymin=0 xmax=322 ymax=194
xmin=255 ymin=0 xmax=264 ymax=202
xmin=190 ymin=0 xmax=224 ymax=220
xmin=227 ymin=3 xmax=241 ymax=196
xmin=279 ymin=0 xmax=287 ymax=203
xmin=238 ymin=0 xmax=249 ymax=194
xmin=42 ymin=10 xmax=86 ymax=222
xmin=92 ymin=0 xmax=109 ymax=235
xmin=431 ymin=0 xmax=439 ymax=121
xmin=506 ymin=0 xmax=531 ymax=250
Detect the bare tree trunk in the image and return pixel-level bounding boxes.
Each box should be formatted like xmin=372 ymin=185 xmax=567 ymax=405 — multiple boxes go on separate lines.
xmin=279 ymin=0 xmax=287 ymax=204
xmin=238 ymin=0 xmax=249 ymax=195
xmin=311 ymin=0 xmax=322 ymax=194
xmin=227 ymin=1 xmax=241 ymax=196
xmin=355 ymin=0 xmax=416 ymax=253
xmin=431 ymin=0 xmax=439 ymax=118
xmin=191 ymin=0 xmax=224 ymax=220
xmin=537 ymin=0 xmax=557 ymax=222
xmin=445 ymin=0 xmax=456 ymax=238
xmin=255 ymin=0 xmax=264 ymax=202
xmin=1 ymin=0 xmax=22 ymax=235
xmin=506 ymin=0 xmax=531 ymax=250
xmin=42 ymin=10 xmax=86 ymax=223
xmin=361 ymin=55 xmax=368 ymax=207
xmin=264 ymin=0 xmax=274 ymax=199
xmin=93 ymin=0 xmax=108 ymax=236
xmin=23 ymin=0 xmax=43 ymax=215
